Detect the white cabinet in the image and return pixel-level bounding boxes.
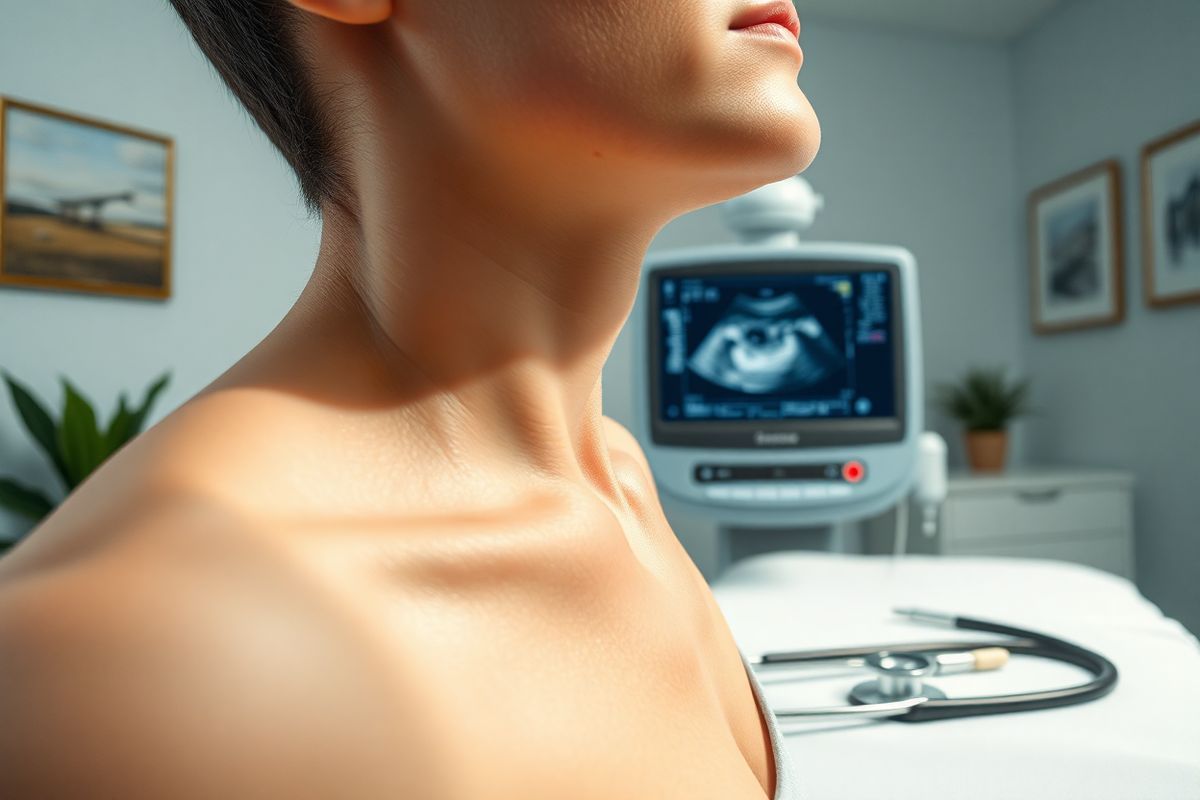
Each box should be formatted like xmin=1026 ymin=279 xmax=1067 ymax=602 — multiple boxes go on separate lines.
xmin=918 ymin=468 xmax=1136 ymax=579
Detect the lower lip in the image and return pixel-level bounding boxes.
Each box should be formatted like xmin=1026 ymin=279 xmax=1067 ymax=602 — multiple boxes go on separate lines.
xmin=733 ymin=22 xmax=803 ymax=56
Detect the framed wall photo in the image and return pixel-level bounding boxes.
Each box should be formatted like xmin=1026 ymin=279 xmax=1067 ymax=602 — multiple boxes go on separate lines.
xmin=1028 ymin=159 xmax=1125 ymax=334
xmin=1141 ymin=118 xmax=1200 ymax=308
xmin=0 ymin=97 xmax=173 ymax=300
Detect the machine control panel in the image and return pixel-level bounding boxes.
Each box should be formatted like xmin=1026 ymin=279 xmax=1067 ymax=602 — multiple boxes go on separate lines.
xmin=692 ymin=460 xmax=867 ymax=503
xmin=693 ymin=461 xmax=867 ymax=484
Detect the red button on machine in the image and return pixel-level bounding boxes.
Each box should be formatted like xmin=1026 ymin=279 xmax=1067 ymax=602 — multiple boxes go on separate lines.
xmin=842 ymin=460 xmax=865 ymax=483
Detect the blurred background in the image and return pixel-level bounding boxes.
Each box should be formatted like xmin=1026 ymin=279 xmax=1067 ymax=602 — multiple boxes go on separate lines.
xmin=0 ymin=0 xmax=1196 ymax=635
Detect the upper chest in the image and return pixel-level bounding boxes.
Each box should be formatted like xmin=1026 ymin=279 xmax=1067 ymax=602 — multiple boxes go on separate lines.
xmin=278 ymin=493 xmax=776 ymax=799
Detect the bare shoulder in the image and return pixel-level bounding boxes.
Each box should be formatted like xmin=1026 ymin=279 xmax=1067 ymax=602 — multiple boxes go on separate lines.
xmin=0 ymin=507 xmax=446 ymax=799
xmin=602 ymin=416 xmax=647 ymax=463
xmin=602 ymin=417 xmax=655 ymax=480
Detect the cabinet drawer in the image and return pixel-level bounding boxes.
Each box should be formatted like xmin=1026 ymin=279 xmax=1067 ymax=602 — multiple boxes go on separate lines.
xmin=946 ymin=530 xmax=1134 ymax=580
xmin=944 ymin=487 xmax=1130 ymax=543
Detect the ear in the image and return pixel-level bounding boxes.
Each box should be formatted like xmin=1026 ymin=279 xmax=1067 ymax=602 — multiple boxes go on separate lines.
xmin=285 ymin=0 xmax=394 ymax=25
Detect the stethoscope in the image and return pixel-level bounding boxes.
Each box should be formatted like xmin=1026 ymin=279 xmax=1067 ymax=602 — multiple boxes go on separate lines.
xmin=748 ymin=608 xmax=1118 ymax=723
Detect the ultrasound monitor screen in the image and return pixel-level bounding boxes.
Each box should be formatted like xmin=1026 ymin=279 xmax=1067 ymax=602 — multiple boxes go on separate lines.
xmin=654 ymin=269 xmax=897 ymax=426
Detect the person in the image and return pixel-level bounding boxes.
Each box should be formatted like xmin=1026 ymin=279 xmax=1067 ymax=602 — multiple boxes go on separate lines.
xmin=0 ymin=0 xmax=819 ymax=795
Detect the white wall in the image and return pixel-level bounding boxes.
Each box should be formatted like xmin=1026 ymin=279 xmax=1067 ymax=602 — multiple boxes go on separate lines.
xmin=605 ymin=19 xmax=1026 ymax=460
xmin=1012 ymin=0 xmax=1200 ymax=634
xmin=0 ymin=0 xmax=320 ymax=536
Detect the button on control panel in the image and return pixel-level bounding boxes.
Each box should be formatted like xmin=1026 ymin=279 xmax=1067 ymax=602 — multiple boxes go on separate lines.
xmin=842 ymin=460 xmax=866 ymax=484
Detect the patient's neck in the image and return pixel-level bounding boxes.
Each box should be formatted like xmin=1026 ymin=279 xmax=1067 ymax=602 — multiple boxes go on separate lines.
xmin=258 ymin=159 xmax=668 ymax=506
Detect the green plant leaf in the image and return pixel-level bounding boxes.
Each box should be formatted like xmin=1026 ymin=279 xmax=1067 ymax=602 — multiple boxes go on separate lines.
xmin=127 ymin=372 xmax=170 ymax=439
xmin=56 ymin=379 xmax=107 ymax=489
xmin=0 ymin=477 xmax=55 ymax=521
xmin=103 ymin=392 xmax=135 ymax=453
xmin=934 ymin=366 xmax=1033 ymax=431
xmin=2 ymin=371 xmax=71 ymax=489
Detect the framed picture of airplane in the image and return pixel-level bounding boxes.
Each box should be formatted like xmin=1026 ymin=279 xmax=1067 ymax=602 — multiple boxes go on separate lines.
xmin=0 ymin=97 xmax=173 ymax=299
xmin=1141 ymin=118 xmax=1200 ymax=308
xmin=1027 ymin=159 xmax=1125 ymax=334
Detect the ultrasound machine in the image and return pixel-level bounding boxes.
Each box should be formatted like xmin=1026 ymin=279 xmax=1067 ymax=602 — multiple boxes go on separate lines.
xmin=631 ymin=177 xmax=940 ymax=579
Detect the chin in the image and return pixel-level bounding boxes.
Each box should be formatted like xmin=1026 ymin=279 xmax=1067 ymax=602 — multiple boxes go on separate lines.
xmin=706 ymin=98 xmax=823 ymax=203
xmin=757 ymin=87 xmax=822 ymax=176
xmin=778 ymin=111 xmax=822 ymax=175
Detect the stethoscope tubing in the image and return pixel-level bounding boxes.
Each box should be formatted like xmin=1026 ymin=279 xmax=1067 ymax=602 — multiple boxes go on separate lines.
xmin=755 ymin=609 xmax=1119 ymax=723
xmin=900 ymin=612 xmax=1119 ymax=722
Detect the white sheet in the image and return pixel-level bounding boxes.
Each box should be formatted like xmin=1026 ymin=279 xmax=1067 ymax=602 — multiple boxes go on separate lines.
xmin=712 ymin=553 xmax=1200 ymax=800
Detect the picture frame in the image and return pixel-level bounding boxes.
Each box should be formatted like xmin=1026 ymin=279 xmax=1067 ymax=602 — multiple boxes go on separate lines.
xmin=0 ymin=96 xmax=173 ymax=300
xmin=1027 ymin=159 xmax=1125 ymax=335
xmin=1141 ymin=118 xmax=1200 ymax=308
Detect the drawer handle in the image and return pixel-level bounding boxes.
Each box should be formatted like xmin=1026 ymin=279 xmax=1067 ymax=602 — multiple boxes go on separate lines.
xmin=1015 ymin=488 xmax=1063 ymax=503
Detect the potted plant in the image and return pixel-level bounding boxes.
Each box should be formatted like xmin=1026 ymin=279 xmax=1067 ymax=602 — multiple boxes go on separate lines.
xmin=934 ymin=366 xmax=1032 ymax=473
xmin=0 ymin=371 xmax=170 ymax=550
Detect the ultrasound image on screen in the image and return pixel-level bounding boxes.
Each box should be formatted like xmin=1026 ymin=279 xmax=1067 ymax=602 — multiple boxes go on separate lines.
xmin=656 ymin=270 xmax=896 ymax=423
xmin=687 ymin=293 xmax=844 ymax=394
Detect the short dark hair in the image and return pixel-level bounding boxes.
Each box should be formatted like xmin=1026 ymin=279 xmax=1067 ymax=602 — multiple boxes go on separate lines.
xmin=168 ymin=0 xmax=345 ymax=214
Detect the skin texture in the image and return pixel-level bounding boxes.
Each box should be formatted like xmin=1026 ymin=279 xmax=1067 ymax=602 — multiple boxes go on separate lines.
xmin=0 ymin=1 xmax=819 ymax=797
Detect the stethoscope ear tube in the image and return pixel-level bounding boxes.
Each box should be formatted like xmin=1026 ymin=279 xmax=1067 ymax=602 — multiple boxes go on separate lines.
xmin=892 ymin=614 xmax=1119 ymax=723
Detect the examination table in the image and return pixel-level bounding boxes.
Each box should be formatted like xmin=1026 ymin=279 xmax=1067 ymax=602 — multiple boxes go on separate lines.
xmin=713 ymin=553 xmax=1200 ymax=799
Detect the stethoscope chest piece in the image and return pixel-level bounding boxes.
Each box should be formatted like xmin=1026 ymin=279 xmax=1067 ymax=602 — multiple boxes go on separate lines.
xmin=850 ymin=650 xmax=947 ymax=706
